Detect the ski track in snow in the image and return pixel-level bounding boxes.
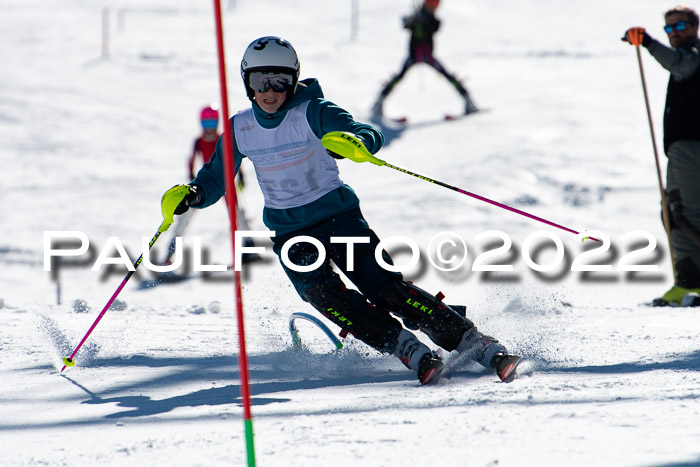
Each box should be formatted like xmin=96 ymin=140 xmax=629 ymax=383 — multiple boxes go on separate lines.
xmin=2 ymin=0 xmax=700 ymax=466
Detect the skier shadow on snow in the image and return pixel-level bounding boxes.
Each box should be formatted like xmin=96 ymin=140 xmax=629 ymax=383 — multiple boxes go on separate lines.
xmin=60 ymin=352 xmax=415 ymax=420
xmin=73 ymin=381 xmax=289 ymax=419
xmin=540 ymin=348 xmax=700 ymax=376
xmin=368 ymin=114 xmax=470 ymax=147
xmin=648 ymin=458 xmax=700 ymax=467
xmin=368 ymin=115 xmax=407 ymax=147
xmin=53 ymin=347 xmax=700 ymax=422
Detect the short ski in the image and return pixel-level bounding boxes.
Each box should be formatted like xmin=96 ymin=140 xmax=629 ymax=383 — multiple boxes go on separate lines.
xmin=381 ymin=109 xmax=486 ymax=126
xmin=444 ymin=108 xmax=487 ymax=121
xmin=444 ymin=350 xmax=526 ymax=383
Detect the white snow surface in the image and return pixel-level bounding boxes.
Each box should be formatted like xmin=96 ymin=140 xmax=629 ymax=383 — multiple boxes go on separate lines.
xmin=2 ymin=0 xmax=700 ymax=466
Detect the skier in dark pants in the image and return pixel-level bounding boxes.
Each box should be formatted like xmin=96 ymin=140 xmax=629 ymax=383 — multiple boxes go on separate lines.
xmin=162 ymin=36 xmax=519 ymax=384
xmin=624 ymin=6 xmax=700 ymax=306
xmin=372 ymin=0 xmax=478 ymax=117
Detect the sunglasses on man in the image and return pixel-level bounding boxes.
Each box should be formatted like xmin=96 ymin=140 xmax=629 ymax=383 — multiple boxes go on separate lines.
xmin=664 ymin=20 xmax=692 ymax=33
xmin=248 ymin=71 xmax=294 ymax=93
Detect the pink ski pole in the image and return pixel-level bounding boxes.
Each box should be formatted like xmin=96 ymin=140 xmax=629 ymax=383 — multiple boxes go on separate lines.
xmin=61 ymin=221 xmax=167 ymax=371
xmin=322 ymin=131 xmax=599 ymax=242
xmin=384 ymin=162 xmax=596 ymax=240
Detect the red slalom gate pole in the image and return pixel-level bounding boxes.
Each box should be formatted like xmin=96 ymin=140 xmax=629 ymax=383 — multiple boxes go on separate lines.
xmin=211 ymin=2 xmax=256 ymax=465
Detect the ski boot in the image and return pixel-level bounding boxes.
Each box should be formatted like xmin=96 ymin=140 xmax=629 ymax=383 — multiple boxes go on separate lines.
xmin=394 ymin=329 xmax=444 ymax=385
xmin=457 ymin=327 xmax=519 ymax=382
xmin=653 ymin=285 xmax=700 ymax=306
xmin=417 ymin=353 xmax=445 ymax=385
xmin=683 ymin=292 xmax=700 ymax=307
xmin=464 ymin=97 xmax=479 ymax=115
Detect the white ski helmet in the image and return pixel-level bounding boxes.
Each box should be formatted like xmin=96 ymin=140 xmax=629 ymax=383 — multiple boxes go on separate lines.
xmin=240 ymin=36 xmax=300 ymax=101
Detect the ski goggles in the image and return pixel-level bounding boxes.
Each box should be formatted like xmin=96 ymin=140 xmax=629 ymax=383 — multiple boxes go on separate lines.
xmin=248 ymin=71 xmax=293 ymax=93
xmin=201 ymin=118 xmax=218 ymax=129
xmin=664 ymin=20 xmax=689 ymax=33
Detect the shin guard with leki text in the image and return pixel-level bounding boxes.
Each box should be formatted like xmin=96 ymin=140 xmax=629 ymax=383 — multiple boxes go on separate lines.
xmin=374 ymin=280 xmax=473 ymax=351
xmin=302 ymin=281 xmax=403 ymax=353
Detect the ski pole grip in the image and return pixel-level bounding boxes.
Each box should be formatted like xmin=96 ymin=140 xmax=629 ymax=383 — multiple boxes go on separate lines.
xmin=160 ymin=185 xmax=191 ymax=232
xmin=321 ymin=131 xmax=386 ymax=166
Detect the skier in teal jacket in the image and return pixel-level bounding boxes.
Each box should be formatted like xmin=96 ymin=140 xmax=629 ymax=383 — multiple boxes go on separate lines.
xmin=192 ymin=76 xmax=378 ymax=238
xmin=164 ymin=36 xmax=519 ymax=384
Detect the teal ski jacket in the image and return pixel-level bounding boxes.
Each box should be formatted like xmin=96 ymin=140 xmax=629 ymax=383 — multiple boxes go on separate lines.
xmin=190 ymin=78 xmax=384 ymax=236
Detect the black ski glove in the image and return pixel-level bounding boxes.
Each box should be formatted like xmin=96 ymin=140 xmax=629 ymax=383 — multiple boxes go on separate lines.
xmin=174 ymin=184 xmax=203 ymax=215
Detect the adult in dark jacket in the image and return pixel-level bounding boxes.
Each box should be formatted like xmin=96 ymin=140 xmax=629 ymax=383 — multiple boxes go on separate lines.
xmin=625 ymin=6 xmax=700 ymax=305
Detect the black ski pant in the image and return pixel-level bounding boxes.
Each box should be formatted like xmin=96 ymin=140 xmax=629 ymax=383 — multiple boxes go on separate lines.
xmin=272 ymin=207 xmax=472 ymax=353
xmin=379 ymin=51 xmax=471 ymax=101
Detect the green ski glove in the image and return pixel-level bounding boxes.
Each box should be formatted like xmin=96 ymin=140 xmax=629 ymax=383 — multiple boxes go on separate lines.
xmin=160 ymin=184 xmax=200 ymax=232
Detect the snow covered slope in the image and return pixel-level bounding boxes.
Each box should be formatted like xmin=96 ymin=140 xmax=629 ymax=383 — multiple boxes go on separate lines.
xmin=2 ymin=0 xmax=699 ymax=465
